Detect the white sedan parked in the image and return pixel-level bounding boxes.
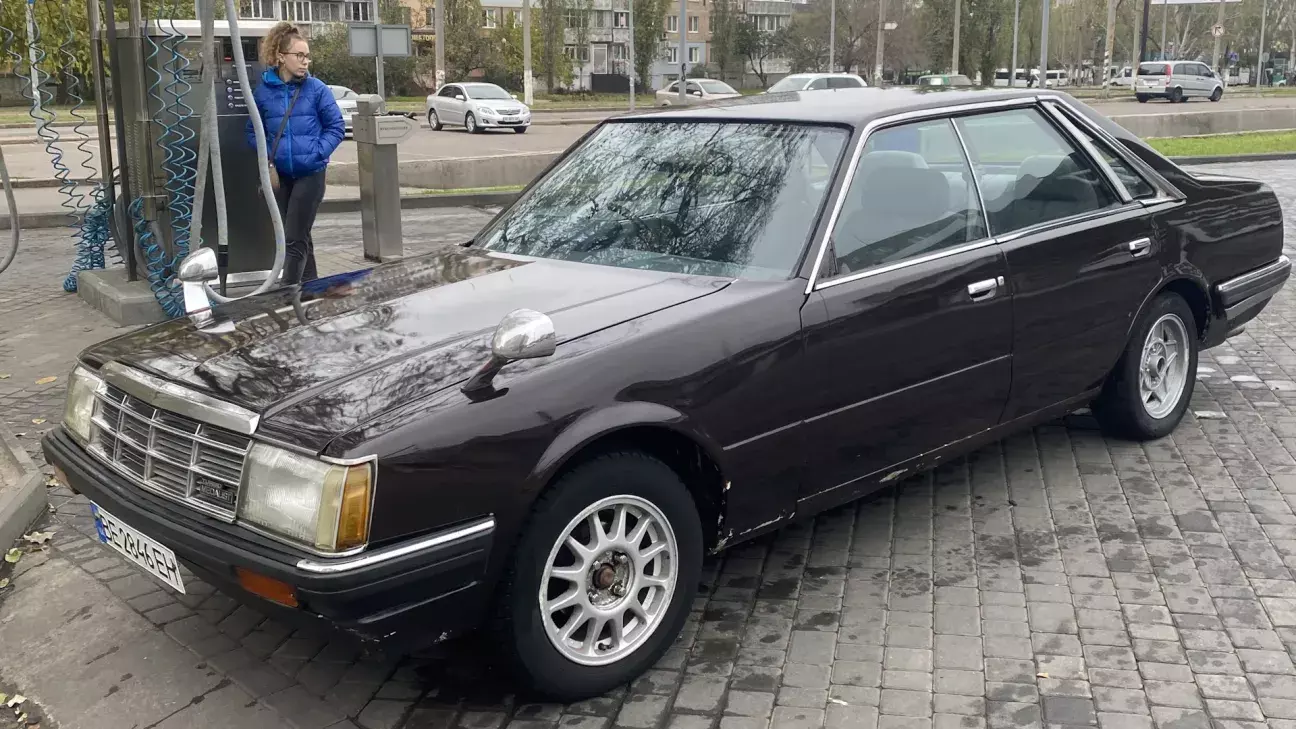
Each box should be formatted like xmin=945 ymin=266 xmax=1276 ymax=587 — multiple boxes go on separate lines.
xmin=328 ymin=85 xmax=358 ymax=136
xmin=426 ymin=82 xmax=532 ymax=134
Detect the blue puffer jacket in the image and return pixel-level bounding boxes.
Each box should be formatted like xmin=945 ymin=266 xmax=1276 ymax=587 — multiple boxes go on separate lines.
xmin=246 ymin=70 xmax=345 ymax=178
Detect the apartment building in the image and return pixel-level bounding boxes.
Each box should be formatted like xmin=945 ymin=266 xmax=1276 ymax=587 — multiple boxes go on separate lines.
xmin=238 ymin=0 xmax=379 ymax=26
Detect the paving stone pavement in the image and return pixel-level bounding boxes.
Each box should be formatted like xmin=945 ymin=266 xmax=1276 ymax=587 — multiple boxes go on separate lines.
xmin=5 ymin=161 xmax=1296 ymax=729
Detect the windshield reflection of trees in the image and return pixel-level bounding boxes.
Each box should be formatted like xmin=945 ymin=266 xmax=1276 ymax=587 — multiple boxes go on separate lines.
xmin=478 ymin=121 xmax=846 ymax=279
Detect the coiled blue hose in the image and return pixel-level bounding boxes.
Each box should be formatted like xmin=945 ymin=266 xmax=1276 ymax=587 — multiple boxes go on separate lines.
xmin=129 ymin=197 xmax=183 ymax=316
xmin=159 ymin=6 xmax=195 ymax=262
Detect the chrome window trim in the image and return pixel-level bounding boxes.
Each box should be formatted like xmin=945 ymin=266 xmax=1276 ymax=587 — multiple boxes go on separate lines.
xmin=1039 ymin=102 xmax=1132 ymax=204
xmin=992 ymin=201 xmax=1146 ymax=245
xmin=804 ymin=95 xmax=1040 ymax=295
xmin=296 ymin=517 xmax=495 ymax=574
xmin=101 ymin=361 xmax=260 ymax=436
xmin=814 ymin=238 xmax=999 ymax=291
xmin=950 ymin=119 xmax=991 ymax=239
xmin=1036 ymin=94 xmax=1185 ymax=201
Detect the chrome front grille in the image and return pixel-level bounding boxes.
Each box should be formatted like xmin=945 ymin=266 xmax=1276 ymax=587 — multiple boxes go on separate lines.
xmin=89 ymin=385 xmax=250 ymax=521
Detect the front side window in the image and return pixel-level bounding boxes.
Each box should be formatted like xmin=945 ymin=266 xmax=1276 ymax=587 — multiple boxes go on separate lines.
xmin=829 ymin=119 xmax=986 ymax=276
xmin=807 ymin=77 xmax=828 ymax=90
xmin=827 ymin=76 xmax=863 ymax=88
xmin=439 ymin=85 xmax=460 ymax=97
xmin=955 ymin=108 xmax=1119 ymax=235
xmin=475 ymin=122 xmax=849 ymax=279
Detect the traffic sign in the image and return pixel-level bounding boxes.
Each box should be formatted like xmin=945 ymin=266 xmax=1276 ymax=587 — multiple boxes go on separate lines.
xmin=1212 ymin=24 xmax=1224 ymax=37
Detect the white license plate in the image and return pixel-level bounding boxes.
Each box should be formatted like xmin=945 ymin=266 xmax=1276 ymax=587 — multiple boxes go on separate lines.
xmin=91 ymin=503 xmax=186 ymax=594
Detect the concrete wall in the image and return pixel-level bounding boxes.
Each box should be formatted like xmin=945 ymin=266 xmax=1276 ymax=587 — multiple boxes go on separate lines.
xmin=328 ymin=151 xmax=562 ymax=190
xmin=1108 ymin=107 xmax=1296 ymax=139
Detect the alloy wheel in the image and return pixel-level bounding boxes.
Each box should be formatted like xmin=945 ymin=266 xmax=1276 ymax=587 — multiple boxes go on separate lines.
xmin=1139 ymin=313 xmax=1190 ymax=419
xmin=539 ymin=495 xmax=678 ymax=666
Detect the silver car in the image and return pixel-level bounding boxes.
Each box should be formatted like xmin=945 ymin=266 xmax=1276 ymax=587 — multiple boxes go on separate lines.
xmin=426 ymin=82 xmax=532 ymax=134
xmin=764 ymin=73 xmax=868 ymax=92
xmin=1134 ymin=60 xmax=1224 ymax=103
xmin=328 ymin=85 xmax=358 ymax=136
xmin=655 ymin=79 xmax=742 ymax=106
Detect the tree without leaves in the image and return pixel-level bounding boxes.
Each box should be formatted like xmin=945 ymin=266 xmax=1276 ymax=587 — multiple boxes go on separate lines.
xmin=732 ymin=18 xmax=784 ymax=86
xmin=708 ymin=0 xmax=740 ymax=82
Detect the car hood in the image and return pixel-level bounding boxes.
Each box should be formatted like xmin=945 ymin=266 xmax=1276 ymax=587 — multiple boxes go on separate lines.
xmin=82 ymin=248 xmax=731 ymax=451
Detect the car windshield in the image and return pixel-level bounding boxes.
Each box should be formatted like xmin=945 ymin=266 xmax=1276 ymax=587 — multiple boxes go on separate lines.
xmin=767 ymin=76 xmax=810 ymax=92
xmin=1138 ymin=63 xmax=1168 ymax=76
xmin=465 ymin=85 xmax=512 ymax=100
xmin=474 ymin=121 xmax=849 ymax=279
xmin=330 ymin=86 xmax=356 ymax=100
xmin=698 ymin=80 xmax=738 ymax=94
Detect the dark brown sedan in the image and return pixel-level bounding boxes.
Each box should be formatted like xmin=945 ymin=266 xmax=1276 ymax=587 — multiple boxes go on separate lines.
xmin=44 ymin=87 xmax=1289 ymax=700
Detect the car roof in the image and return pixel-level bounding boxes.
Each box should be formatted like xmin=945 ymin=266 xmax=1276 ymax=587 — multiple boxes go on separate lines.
xmin=621 ymin=87 xmax=1045 ymax=127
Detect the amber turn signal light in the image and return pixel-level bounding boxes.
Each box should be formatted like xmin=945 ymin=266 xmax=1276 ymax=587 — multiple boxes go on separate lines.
xmin=236 ymin=567 xmax=299 ymax=608
xmin=333 ymin=464 xmax=373 ymax=552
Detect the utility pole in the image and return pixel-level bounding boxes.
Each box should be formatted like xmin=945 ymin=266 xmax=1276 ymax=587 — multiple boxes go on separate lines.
xmin=828 ymin=0 xmax=835 ymax=70
xmin=952 ymin=0 xmax=961 ymax=73
xmin=1160 ymin=0 xmax=1168 ymax=59
xmin=874 ymin=0 xmax=885 ymax=84
xmin=1100 ymin=0 xmax=1116 ymax=97
xmin=434 ymin=0 xmax=445 ymax=89
xmin=628 ymin=0 xmax=636 ymax=108
xmin=1139 ymin=0 xmax=1150 ymax=61
xmin=1131 ymin=0 xmax=1141 ymax=70
xmin=24 ymin=0 xmax=43 ymax=132
xmin=1039 ymin=0 xmax=1049 ymax=86
xmin=1211 ymin=0 xmax=1225 ymax=72
xmin=375 ymin=21 xmax=386 ymax=98
xmin=678 ymin=0 xmax=687 ymax=101
xmin=523 ymin=0 xmax=534 ymax=104
xmin=1010 ymin=0 xmax=1021 ymax=85
xmin=1256 ymin=0 xmax=1267 ymax=86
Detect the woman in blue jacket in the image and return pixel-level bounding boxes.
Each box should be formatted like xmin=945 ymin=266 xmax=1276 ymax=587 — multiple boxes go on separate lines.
xmin=247 ymin=22 xmax=345 ymax=285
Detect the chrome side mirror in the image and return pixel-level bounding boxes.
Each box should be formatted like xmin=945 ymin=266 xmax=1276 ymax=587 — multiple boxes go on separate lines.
xmin=178 ymin=248 xmax=218 ymax=315
xmin=462 ymin=309 xmax=556 ymax=394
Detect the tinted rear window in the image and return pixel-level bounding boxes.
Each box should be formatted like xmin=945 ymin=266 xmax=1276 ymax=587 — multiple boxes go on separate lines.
xmin=1138 ymin=63 xmax=1168 ymax=76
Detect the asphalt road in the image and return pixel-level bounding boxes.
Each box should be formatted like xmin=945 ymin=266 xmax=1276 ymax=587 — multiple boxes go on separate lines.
xmin=4 ymin=93 xmax=1296 ymax=182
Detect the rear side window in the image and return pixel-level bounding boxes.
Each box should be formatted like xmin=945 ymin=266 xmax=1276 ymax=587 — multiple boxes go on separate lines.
xmin=829 ymin=119 xmax=987 ymax=275
xmin=955 ymin=108 xmax=1119 ymax=235
xmin=1070 ymin=124 xmax=1159 ymax=200
xmin=1138 ymin=63 xmax=1168 ymax=76
xmin=807 ymin=77 xmax=830 ymax=90
xmin=828 ymin=77 xmax=864 ymax=88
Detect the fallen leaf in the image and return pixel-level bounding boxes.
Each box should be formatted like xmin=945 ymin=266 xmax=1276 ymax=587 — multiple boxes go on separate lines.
xmin=1036 ymin=672 xmax=1049 ymax=679
xmin=44 ymin=476 xmax=58 ymax=487
xmin=30 ymin=418 xmax=44 ymax=425
xmin=34 ymin=376 xmax=56 ymax=385
xmin=0 ymin=694 xmax=7 ymax=706
xmin=6 ymin=695 xmax=24 ymax=708
xmin=0 ymin=373 xmax=9 ymax=379
xmin=22 ymin=531 xmax=52 ymax=545
xmin=3 ymin=548 xmax=20 ymax=564
xmin=0 ymin=578 xmax=9 ymax=589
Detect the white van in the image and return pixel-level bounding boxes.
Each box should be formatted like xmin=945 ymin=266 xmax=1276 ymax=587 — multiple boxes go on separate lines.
xmin=992 ymin=68 xmax=1030 ymax=86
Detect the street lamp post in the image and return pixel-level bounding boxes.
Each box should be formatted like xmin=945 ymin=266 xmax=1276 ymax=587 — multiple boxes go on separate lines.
xmin=1010 ymin=0 xmax=1020 ymax=86
xmin=952 ymin=0 xmax=962 ymax=73
xmin=628 ymin=0 xmax=636 ymax=108
xmin=523 ymin=0 xmax=534 ymax=105
xmin=1256 ymin=0 xmax=1267 ymax=86
xmin=828 ymin=0 xmax=836 ymax=71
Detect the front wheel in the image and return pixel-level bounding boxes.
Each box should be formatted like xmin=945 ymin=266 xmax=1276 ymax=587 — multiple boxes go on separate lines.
xmin=428 ymin=109 xmax=443 ymax=131
xmin=1136 ymin=93 xmax=1150 ymax=103
xmin=465 ymin=113 xmax=479 ymax=134
xmin=514 ymin=126 xmax=528 ymax=134
xmin=1092 ymin=291 xmax=1198 ymax=441
xmin=1210 ymin=87 xmax=1223 ymax=102
xmin=494 ymin=452 xmax=703 ymax=701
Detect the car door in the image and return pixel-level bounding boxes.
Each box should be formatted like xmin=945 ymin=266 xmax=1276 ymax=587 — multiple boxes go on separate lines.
xmin=797 ymin=116 xmax=1013 ymax=504
xmin=440 ymin=85 xmax=465 ymax=123
xmin=954 ymin=103 xmax=1163 ymax=422
xmin=807 ymin=77 xmax=829 ymax=90
xmin=685 ymin=81 xmax=704 ymax=104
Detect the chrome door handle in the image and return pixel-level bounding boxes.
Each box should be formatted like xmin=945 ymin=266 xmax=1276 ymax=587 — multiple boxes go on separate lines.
xmin=967 ymin=276 xmax=1005 ymax=301
xmin=1127 ymin=237 xmax=1152 ymax=257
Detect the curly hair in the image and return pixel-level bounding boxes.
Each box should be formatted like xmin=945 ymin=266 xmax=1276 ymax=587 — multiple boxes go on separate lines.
xmin=259 ymin=21 xmax=303 ymax=66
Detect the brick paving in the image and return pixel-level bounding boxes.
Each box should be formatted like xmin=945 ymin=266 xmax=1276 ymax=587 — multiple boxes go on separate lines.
xmin=5 ymin=161 xmax=1296 ymax=728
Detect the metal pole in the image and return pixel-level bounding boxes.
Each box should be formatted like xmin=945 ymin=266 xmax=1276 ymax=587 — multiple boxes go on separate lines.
xmin=1139 ymin=0 xmax=1151 ymax=61
xmin=1160 ymin=0 xmax=1167 ymax=58
xmin=87 ymin=0 xmax=114 ymax=188
xmin=828 ymin=0 xmax=835 ymax=70
xmin=25 ymin=1 xmax=44 ymax=133
xmin=952 ymin=0 xmax=961 ymax=73
xmin=434 ymin=0 xmax=444 ymax=89
xmin=628 ymin=0 xmax=635 ymax=109
xmin=523 ymin=0 xmax=533 ymax=104
xmin=1039 ymin=0 xmax=1049 ymax=86
xmin=374 ymin=21 xmax=385 ymax=98
xmin=1211 ymin=0 xmax=1224 ymax=72
xmin=102 ymin=0 xmax=137 ymax=279
xmin=873 ymin=0 xmax=885 ymax=84
xmin=1131 ymin=0 xmax=1140 ymax=70
xmin=1010 ymin=0 xmax=1020 ymax=86
xmin=677 ymin=0 xmax=686 ymax=100
xmin=1256 ymin=0 xmax=1267 ymax=86
xmin=1101 ymin=0 xmax=1116 ymax=97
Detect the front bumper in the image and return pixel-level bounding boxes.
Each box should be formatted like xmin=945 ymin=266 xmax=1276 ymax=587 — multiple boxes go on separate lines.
xmin=42 ymin=428 xmax=495 ymax=649
xmin=478 ymin=115 xmax=530 ymax=128
xmin=1209 ymin=255 xmax=1291 ymax=344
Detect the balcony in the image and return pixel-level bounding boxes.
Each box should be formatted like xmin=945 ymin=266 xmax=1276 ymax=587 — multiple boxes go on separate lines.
xmin=565 ymin=27 xmax=630 ymax=44
xmin=743 ymin=0 xmax=795 ymax=12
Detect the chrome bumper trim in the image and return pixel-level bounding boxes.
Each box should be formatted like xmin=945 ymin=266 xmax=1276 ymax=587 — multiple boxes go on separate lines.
xmin=295 ymin=518 xmax=495 ymax=574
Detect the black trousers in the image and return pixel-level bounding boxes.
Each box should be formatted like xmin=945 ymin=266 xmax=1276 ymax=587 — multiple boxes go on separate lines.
xmin=274 ymin=168 xmax=327 ymax=285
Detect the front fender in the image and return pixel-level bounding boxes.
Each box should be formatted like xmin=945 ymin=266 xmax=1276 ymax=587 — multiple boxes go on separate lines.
xmin=528 ymin=401 xmax=728 ymax=492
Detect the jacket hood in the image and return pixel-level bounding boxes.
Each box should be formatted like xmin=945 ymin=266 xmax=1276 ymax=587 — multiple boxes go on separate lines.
xmin=260 ymin=69 xmax=312 ymax=87
xmin=80 ymin=248 xmax=730 ymax=452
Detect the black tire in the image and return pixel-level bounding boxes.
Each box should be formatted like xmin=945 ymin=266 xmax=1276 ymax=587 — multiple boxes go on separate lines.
xmin=494 ymin=452 xmax=703 ymax=701
xmin=1169 ymin=86 xmax=1184 ymax=102
xmin=465 ymin=113 xmax=479 ymax=134
xmin=1210 ymin=86 xmax=1223 ymax=102
xmin=1136 ymin=94 xmax=1150 ymax=103
xmin=1092 ymin=291 xmax=1198 ymax=441
xmin=428 ymin=109 xmax=443 ymax=131
xmin=514 ymin=126 xmax=528 ymax=134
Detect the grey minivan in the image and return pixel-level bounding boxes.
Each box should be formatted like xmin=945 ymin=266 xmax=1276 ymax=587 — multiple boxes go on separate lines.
xmin=1135 ymin=61 xmax=1224 ymax=103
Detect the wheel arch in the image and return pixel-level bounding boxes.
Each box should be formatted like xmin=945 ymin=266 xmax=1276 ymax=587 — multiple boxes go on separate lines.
xmin=529 ymin=404 xmax=729 ymax=551
xmin=1124 ymin=274 xmax=1212 ymax=347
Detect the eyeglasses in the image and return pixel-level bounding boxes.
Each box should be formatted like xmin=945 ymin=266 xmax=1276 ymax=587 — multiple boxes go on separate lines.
xmin=283 ymin=52 xmax=312 ymax=62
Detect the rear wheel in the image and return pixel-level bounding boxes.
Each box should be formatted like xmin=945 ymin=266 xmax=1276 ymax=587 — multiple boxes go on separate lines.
xmin=427 ymin=109 xmax=443 ymax=131
xmin=1169 ymin=86 xmax=1184 ymax=102
xmin=1210 ymin=86 xmax=1223 ymax=101
xmin=493 ymin=452 xmax=703 ymax=701
xmin=1092 ymin=291 xmax=1198 ymax=441
xmin=1136 ymin=94 xmax=1150 ymax=103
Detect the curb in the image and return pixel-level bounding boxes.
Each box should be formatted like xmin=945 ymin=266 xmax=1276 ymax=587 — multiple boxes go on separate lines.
xmin=1166 ymin=151 xmax=1296 ymax=165
xmin=318 ymin=190 xmax=519 ymax=214
xmin=0 ymin=422 xmax=46 ymax=553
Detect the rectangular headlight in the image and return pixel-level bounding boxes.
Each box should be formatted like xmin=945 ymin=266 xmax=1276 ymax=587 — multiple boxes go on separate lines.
xmin=63 ymin=366 xmax=104 ymax=444
xmin=238 ymin=444 xmax=374 ymax=553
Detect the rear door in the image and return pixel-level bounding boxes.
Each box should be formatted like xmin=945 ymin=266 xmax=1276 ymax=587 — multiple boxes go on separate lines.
xmin=954 ymin=103 xmax=1164 ymax=421
xmin=438 ymin=85 xmax=465 ymax=123
xmin=797 ymin=116 xmax=1013 ymax=503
